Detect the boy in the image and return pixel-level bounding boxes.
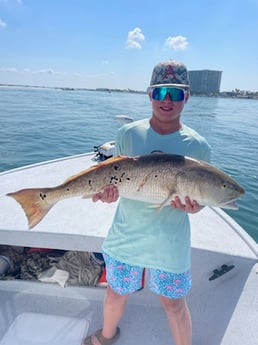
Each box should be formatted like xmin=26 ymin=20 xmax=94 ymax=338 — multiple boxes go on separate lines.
xmin=84 ymin=60 xmax=211 ymax=345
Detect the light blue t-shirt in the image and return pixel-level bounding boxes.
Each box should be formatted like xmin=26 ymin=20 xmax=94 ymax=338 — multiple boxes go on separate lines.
xmin=102 ymin=118 xmax=211 ymax=273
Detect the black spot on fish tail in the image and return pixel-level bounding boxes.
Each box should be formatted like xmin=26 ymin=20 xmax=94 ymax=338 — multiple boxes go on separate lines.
xmin=39 ymin=193 xmax=47 ymax=200
xmin=7 ymin=188 xmax=55 ymax=229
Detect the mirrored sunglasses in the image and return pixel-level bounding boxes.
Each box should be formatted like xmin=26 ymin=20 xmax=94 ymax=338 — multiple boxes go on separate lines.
xmin=151 ymin=87 xmax=186 ymax=102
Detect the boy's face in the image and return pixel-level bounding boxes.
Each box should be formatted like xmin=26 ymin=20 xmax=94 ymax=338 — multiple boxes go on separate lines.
xmin=149 ymin=90 xmax=189 ymax=125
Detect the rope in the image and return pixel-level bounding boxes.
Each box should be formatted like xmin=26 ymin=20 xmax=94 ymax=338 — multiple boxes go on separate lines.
xmin=0 ymin=246 xmax=103 ymax=286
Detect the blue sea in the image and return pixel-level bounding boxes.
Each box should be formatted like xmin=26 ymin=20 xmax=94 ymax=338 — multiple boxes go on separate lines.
xmin=0 ymin=86 xmax=257 ymax=242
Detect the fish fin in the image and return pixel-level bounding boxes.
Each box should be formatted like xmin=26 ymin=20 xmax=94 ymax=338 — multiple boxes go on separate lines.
xmin=63 ymin=155 xmax=129 ymax=184
xmin=97 ymin=155 xmax=129 ymax=164
xmin=147 ymin=192 xmax=176 ymax=212
xmin=147 ymin=204 xmax=162 ymax=211
xmin=7 ymin=188 xmax=55 ymax=229
xmin=157 ymin=190 xmax=176 ymax=211
xmin=81 ymin=194 xmax=94 ymax=199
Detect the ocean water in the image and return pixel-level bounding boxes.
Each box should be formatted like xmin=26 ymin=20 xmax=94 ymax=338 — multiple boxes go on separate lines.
xmin=0 ymin=86 xmax=257 ymax=242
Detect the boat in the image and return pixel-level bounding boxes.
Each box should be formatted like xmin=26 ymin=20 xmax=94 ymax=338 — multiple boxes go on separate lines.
xmin=0 ymin=148 xmax=257 ymax=345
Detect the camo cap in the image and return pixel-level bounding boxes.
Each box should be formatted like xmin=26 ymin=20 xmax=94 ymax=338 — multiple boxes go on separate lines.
xmin=149 ymin=60 xmax=190 ymax=89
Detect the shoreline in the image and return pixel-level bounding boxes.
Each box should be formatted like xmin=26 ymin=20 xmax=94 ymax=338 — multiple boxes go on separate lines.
xmin=1 ymin=83 xmax=257 ymax=100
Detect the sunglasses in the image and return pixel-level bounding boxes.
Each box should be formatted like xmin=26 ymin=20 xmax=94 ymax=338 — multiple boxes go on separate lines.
xmin=151 ymin=87 xmax=186 ymax=102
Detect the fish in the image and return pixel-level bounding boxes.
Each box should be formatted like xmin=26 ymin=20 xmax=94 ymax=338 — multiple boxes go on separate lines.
xmin=7 ymin=153 xmax=245 ymax=229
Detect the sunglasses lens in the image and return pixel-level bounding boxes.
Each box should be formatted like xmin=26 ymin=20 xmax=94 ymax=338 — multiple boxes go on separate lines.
xmin=152 ymin=87 xmax=185 ymax=101
xmin=170 ymin=88 xmax=185 ymax=101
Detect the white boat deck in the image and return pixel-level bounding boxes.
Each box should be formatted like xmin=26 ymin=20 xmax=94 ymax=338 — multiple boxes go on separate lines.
xmin=0 ymin=153 xmax=257 ymax=345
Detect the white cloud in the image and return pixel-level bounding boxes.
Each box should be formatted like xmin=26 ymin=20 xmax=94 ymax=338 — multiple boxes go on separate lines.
xmin=36 ymin=69 xmax=56 ymax=75
xmin=0 ymin=67 xmax=113 ymax=80
xmin=0 ymin=67 xmax=63 ymax=75
xmin=165 ymin=35 xmax=189 ymax=51
xmin=126 ymin=27 xmax=145 ymax=49
xmin=72 ymin=72 xmax=82 ymax=77
xmin=0 ymin=19 xmax=7 ymax=28
xmin=0 ymin=67 xmax=17 ymax=72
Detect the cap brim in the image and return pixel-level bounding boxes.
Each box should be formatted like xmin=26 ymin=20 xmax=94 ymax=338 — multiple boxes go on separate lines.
xmin=149 ymin=83 xmax=190 ymax=89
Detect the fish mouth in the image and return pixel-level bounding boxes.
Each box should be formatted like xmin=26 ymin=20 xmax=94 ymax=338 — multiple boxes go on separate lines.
xmin=223 ymin=201 xmax=239 ymax=210
xmin=219 ymin=198 xmax=240 ymax=210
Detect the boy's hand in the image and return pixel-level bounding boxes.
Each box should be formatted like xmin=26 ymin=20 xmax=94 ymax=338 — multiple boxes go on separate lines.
xmin=92 ymin=185 xmax=119 ymax=203
xmin=171 ymin=196 xmax=203 ymax=213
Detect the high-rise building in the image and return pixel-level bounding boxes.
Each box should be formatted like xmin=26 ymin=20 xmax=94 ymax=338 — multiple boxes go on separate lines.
xmin=188 ymin=70 xmax=222 ymax=94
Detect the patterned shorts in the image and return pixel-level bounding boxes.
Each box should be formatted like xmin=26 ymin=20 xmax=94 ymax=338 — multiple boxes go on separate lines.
xmin=103 ymin=253 xmax=192 ymax=299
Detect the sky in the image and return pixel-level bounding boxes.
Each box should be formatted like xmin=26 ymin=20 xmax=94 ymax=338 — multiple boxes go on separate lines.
xmin=0 ymin=0 xmax=258 ymax=92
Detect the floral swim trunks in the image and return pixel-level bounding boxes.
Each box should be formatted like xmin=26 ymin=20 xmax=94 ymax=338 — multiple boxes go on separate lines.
xmin=103 ymin=253 xmax=191 ymax=299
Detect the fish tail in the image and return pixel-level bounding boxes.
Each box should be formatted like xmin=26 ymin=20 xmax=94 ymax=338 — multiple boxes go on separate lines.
xmin=7 ymin=188 xmax=55 ymax=229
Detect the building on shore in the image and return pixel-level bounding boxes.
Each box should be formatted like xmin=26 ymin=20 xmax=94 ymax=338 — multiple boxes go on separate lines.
xmin=188 ymin=70 xmax=222 ymax=95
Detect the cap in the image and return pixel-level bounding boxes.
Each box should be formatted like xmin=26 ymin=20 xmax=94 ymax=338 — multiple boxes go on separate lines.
xmin=149 ymin=60 xmax=190 ymax=89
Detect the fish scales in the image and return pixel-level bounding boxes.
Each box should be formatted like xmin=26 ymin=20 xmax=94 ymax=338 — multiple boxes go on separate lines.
xmin=63 ymin=155 xmax=171 ymax=201
xmin=7 ymin=153 xmax=245 ymax=229
xmin=74 ymin=155 xmax=179 ymax=203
